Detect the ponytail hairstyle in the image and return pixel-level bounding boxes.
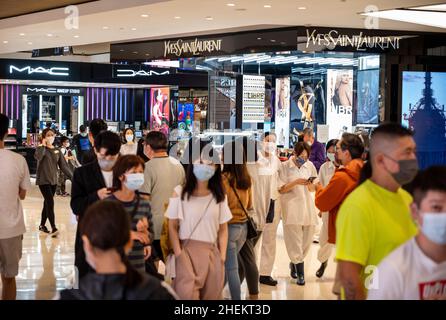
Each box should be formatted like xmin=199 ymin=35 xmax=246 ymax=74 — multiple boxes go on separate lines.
xmin=80 ymin=200 xmax=142 ymax=288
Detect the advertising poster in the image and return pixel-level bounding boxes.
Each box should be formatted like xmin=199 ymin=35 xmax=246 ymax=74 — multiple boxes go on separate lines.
xmin=326 ymin=69 xmax=353 ymax=139
xmin=275 ymin=77 xmax=290 ymax=147
xmin=402 ymin=71 xmax=446 ymax=169
xmin=357 ymin=69 xmax=379 ymax=124
xmin=242 ymin=75 xmax=265 ymax=123
xmin=178 ymin=102 xmax=194 ymax=133
xmin=150 ymin=87 xmax=170 ymax=136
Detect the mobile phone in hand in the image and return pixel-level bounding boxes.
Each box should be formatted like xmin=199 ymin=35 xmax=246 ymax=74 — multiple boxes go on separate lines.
xmin=307 ymin=176 xmax=317 ymax=183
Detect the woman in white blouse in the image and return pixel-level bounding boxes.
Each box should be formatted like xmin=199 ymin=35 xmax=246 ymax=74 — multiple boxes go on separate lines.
xmin=278 ymin=141 xmax=318 ymax=286
xmin=120 ymin=128 xmax=138 ymax=156
xmin=166 ymin=142 xmax=232 ymax=300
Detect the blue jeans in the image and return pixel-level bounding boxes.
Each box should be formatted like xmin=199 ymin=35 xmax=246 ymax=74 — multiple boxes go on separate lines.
xmin=225 ymin=223 xmax=247 ymax=300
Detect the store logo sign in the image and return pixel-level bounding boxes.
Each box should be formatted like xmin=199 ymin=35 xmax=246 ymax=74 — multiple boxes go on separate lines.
xmin=9 ymin=65 xmax=69 ymax=76
xmin=164 ymin=38 xmax=223 ymax=57
xmin=116 ymin=69 xmax=170 ymax=77
xmin=305 ymin=29 xmax=401 ymax=51
xmin=26 ymin=87 xmax=81 ymax=94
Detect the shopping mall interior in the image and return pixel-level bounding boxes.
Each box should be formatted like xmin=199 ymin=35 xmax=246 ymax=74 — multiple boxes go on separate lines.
xmin=0 ymin=0 xmax=445 ymax=305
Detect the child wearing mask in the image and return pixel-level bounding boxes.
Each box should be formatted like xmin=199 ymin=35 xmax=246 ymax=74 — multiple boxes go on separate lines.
xmin=368 ymin=166 xmax=446 ymax=300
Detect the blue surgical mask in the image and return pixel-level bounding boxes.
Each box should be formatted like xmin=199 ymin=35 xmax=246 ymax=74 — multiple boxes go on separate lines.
xmin=296 ymin=157 xmax=306 ymax=166
xmin=124 ymin=173 xmax=145 ymax=191
xmin=421 ymin=212 xmax=446 ymax=245
xmin=193 ymin=164 xmax=216 ymax=181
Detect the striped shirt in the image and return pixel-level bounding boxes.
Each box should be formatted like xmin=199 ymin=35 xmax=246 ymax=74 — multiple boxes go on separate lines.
xmin=109 ymin=193 xmax=153 ymax=273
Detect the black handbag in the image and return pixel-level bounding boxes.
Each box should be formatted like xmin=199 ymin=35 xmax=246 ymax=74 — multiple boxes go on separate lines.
xmin=230 ymin=184 xmax=259 ymax=240
xmin=266 ymin=199 xmax=275 ymax=224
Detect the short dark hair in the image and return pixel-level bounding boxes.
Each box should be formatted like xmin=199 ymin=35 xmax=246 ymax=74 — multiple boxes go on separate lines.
xmin=326 ymin=139 xmax=339 ymax=152
xmin=302 ymin=128 xmax=313 ymax=137
xmin=407 ymin=166 xmax=446 ymax=206
xmin=79 ymin=125 xmax=86 ymax=133
xmin=94 ymin=131 xmax=121 ymax=156
xmin=112 ymin=155 xmax=145 ymax=190
xmin=60 ymin=136 xmax=70 ymax=144
xmin=145 ymin=131 xmax=168 ymax=151
xmin=371 ymin=123 xmax=413 ymax=140
xmin=89 ymin=119 xmax=108 ymax=139
xmin=182 ymin=139 xmax=225 ymax=203
xmin=340 ymin=133 xmax=364 ymax=159
xmin=0 ymin=113 xmax=9 ymax=141
xmin=294 ymin=141 xmax=311 ymax=157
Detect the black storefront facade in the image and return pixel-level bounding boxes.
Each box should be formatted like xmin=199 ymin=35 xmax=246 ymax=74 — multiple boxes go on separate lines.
xmin=110 ymin=26 xmax=446 ymax=168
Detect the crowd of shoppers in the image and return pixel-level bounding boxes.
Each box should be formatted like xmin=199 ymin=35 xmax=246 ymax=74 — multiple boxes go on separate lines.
xmin=2 ymin=111 xmax=446 ymax=301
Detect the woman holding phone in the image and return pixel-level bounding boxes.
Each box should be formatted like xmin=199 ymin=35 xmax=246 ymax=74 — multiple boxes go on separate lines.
xmin=35 ymin=128 xmax=73 ymax=236
xmin=277 ymin=141 xmax=318 ymax=285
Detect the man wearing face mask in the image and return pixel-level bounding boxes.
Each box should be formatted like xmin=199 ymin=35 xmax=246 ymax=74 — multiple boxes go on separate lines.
xmin=314 ymin=134 xmax=364 ymax=281
xmin=72 ymin=125 xmax=91 ymax=165
xmin=335 ymin=123 xmax=418 ymax=300
xmin=368 ymin=166 xmax=446 ymax=300
xmin=302 ymin=128 xmax=326 ymax=172
xmin=71 ymin=130 xmax=121 ymax=278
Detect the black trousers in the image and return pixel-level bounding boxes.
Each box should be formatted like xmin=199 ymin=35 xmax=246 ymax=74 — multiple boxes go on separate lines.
xmin=238 ymin=231 xmax=262 ymax=295
xmin=38 ymin=184 xmax=57 ymax=229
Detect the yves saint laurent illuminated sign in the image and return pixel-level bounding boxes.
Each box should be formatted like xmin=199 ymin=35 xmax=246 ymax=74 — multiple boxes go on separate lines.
xmin=26 ymin=87 xmax=81 ymax=94
xmin=305 ymin=29 xmax=401 ymax=51
xmin=9 ymin=65 xmax=70 ymax=76
xmin=164 ymin=38 xmax=223 ymax=57
xmin=116 ymin=69 xmax=170 ymax=77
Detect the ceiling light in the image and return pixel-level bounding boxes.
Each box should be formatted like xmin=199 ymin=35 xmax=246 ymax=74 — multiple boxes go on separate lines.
xmin=133 ymin=51 xmax=138 ymax=54
xmin=120 ymin=49 xmax=125 ymax=52
xmin=141 ymin=14 xmax=149 ymax=18
xmin=298 ymin=7 xmax=307 ymax=10
xmin=74 ymin=35 xmax=79 ymax=38
xmin=174 ymin=16 xmax=181 ymax=19
xmin=257 ymin=37 xmax=262 ymax=40
xmin=131 ymin=28 xmax=137 ymax=31
xmin=47 ymin=33 xmax=53 ymax=37
xmin=264 ymin=5 xmax=271 ymax=8
xmin=19 ymin=33 xmax=25 ymax=36
xmin=270 ymin=39 xmax=276 ymax=42
xmin=3 ymin=40 xmax=8 ymax=44
xmin=361 ymin=9 xmax=446 ymax=29
xmin=27 ymin=42 xmax=32 ymax=45
xmin=102 ymin=26 xmax=109 ymax=30
xmin=205 ymin=16 xmax=213 ymax=20
xmin=227 ymin=3 xmax=235 ymax=6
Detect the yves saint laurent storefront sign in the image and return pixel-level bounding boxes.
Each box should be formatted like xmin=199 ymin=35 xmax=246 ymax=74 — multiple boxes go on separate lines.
xmin=304 ymin=29 xmax=401 ymax=51
xmin=164 ymin=38 xmax=223 ymax=57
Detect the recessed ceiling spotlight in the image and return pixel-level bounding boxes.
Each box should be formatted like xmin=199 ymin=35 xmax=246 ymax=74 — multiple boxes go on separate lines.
xmin=120 ymin=49 xmax=125 ymax=52
xmin=264 ymin=4 xmax=271 ymax=8
xmin=27 ymin=42 xmax=32 ymax=45
xmin=3 ymin=40 xmax=8 ymax=44
xmin=298 ymin=7 xmax=307 ymax=10
xmin=47 ymin=33 xmax=53 ymax=37
xmin=257 ymin=37 xmax=262 ymax=40
xmin=133 ymin=51 xmax=138 ymax=54
xmin=227 ymin=3 xmax=235 ymax=6
xmin=19 ymin=33 xmax=25 ymax=36
xmin=131 ymin=27 xmax=137 ymax=31
xmin=145 ymin=53 xmax=150 ymax=56
xmin=141 ymin=14 xmax=149 ymax=18
xmin=205 ymin=16 xmax=213 ymax=20
xmin=74 ymin=35 xmax=80 ymax=38
xmin=174 ymin=16 xmax=181 ymax=19
xmin=270 ymin=39 xmax=276 ymax=42
xmin=102 ymin=26 xmax=109 ymax=30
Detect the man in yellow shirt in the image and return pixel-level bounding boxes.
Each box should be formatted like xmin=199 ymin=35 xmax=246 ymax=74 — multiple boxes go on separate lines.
xmin=336 ymin=123 xmax=419 ymax=300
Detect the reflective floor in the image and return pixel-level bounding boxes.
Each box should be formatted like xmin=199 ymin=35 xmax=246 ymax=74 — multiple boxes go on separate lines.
xmin=1 ymin=181 xmax=337 ymax=300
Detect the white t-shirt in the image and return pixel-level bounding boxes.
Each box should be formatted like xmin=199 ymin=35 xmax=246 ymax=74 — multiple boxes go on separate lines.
xmin=318 ymin=161 xmax=336 ymax=188
xmin=278 ymin=158 xmax=318 ymax=226
xmin=101 ymin=170 xmax=113 ymax=189
xmin=165 ymin=185 xmax=232 ymax=244
xmin=367 ymin=237 xmax=446 ymax=300
xmin=0 ymin=149 xmax=31 ymax=239
xmin=120 ymin=143 xmax=138 ymax=156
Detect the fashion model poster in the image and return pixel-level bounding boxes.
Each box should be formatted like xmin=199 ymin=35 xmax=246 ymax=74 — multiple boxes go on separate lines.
xmin=150 ymin=87 xmax=170 ymax=135
xmin=402 ymin=71 xmax=446 ymax=169
xmin=357 ymin=69 xmax=379 ymax=124
xmin=326 ymin=69 xmax=353 ymax=139
xmin=275 ymin=77 xmax=290 ymax=147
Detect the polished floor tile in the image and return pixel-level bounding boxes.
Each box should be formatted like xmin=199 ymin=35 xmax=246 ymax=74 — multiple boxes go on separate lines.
xmin=1 ymin=181 xmax=336 ymax=300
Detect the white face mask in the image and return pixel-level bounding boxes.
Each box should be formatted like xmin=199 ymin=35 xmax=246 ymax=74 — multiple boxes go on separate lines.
xmin=126 ymin=135 xmax=134 ymax=143
xmin=46 ymin=136 xmax=55 ymax=145
xmin=98 ymin=158 xmax=117 ymax=171
xmin=80 ymin=132 xmax=88 ymax=137
xmin=327 ymin=153 xmax=336 ymax=163
xmin=64 ymin=143 xmax=70 ymax=148
xmin=124 ymin=173 xmax=145 ymax=191
xmin=193 ymin=164 xmax=216 ymax=181
xmin=421 ymin=212 xmax=446 ymax=245
xmin=264 ymin=142 xmax=277 ymax=154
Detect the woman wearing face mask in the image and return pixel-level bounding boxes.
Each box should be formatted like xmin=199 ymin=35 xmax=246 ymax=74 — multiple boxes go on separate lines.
xmin=278 ymin=141 xmax=318 ymax=285
xmin=58 ymin=200 xmax=176 ymax=300
xmin=166 ymin=141 xmax=232 ymax=300
xmin=35 ymin=128 xmax=73 ymax=236
xmin=108 ymin=155 xmax=153 ymax=274
xmin=120 ymin=128 xmax=138 ymax=156
xmin=368 ymin=166 xmax=446 ymax=300
xmin=221 ymin=140 xmax=253 ymax=300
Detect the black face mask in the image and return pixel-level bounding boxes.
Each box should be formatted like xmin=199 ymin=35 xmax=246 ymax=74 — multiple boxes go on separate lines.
xmin=384 ymin=155 xmax=419 ymax=186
